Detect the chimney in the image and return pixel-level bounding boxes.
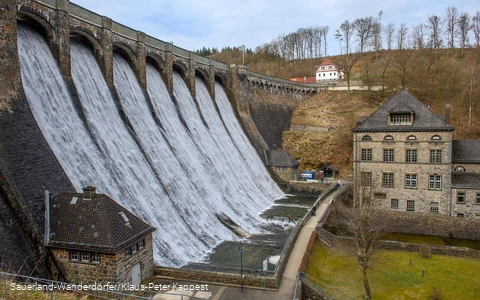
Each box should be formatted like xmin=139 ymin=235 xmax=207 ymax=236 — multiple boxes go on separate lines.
xmin=445 ymin=104 xmax=451 ymax=125
xmin=82 ymin=186 xmax=96 ymax=200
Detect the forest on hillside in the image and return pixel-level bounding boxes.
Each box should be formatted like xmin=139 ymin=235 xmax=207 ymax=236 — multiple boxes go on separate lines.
xmin=200 ymin=5 xmax=480 ymax=140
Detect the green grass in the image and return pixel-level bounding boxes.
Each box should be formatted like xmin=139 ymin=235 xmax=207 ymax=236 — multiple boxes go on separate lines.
xmin=382 ymin=233 xmax=480 ymax=251
xmin=305 ymin=242 xmax=480 ymax=299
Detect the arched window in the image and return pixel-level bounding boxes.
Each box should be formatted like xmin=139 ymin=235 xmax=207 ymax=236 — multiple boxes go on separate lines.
xmin=362 ymin=135 xmax=372 ymax=141
xmin=407 ymin=135 xmax=417 ymax=141
xmin=431 ymin=135 xmax=442 ymax=141
xmin=383 ymin=135 xmax=394 ymax=141
xmin=454 ymin=166 xmax=466 ymax=172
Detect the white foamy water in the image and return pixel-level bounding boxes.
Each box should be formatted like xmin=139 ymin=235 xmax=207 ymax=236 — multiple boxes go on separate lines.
xmin=18 ymin=24 xmax=284 ymax=267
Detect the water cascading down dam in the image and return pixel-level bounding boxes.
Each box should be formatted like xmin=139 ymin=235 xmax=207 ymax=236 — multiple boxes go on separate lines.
xmin=17 ymin=23 xmax=284 ymax=267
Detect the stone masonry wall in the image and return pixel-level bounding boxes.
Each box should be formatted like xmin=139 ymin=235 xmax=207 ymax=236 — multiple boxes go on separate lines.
xmin=115 ymin=234 xmax=155 ymax=285
xmin=327 ymin=210 xmax=480 ymax=240
xmin=451 ymin=188 xmax=480 ymax=218
xmin=51 ymin=234 xmax=154 ymax=285
xmin=354 ymin=131 xmax=452 ymax=215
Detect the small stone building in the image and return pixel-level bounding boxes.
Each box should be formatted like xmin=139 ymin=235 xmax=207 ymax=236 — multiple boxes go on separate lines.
xmin=265 ymin=149 xmax=301 ymax=182
xmin=352 ymin=90 xmax=480 ymax=218
xmin=46 ymin=186 xmax=156 ymax=285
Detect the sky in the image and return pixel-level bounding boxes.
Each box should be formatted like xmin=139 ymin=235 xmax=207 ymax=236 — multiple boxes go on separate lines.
xmin=72 ymin=0 xmax=479 ymax=56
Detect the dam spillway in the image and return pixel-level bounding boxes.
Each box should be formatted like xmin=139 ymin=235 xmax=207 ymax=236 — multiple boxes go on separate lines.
xmin=17 ymin=24 xmax=283 ymax=267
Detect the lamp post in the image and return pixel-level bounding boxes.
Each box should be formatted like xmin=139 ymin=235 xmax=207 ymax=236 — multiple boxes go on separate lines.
xmin=237 ymin=242 xmax=244 ymax=291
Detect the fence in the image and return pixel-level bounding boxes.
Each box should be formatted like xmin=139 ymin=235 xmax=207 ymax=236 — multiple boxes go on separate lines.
xmin=292 ymin=272 xmax=331 ymax=300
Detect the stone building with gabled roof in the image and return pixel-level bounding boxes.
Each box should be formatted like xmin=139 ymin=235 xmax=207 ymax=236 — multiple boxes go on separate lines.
xmin=265 ymin=149 xmax=301 ymax=182
xmin=352 ymin=89 xmax=480 ymax=218
xmin=46 ymin=186 xmax=156 ymax=285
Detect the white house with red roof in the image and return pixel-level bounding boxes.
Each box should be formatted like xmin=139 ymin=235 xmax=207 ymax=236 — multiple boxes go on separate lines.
xmin=316 ymin=58 xmax=343 ymax=82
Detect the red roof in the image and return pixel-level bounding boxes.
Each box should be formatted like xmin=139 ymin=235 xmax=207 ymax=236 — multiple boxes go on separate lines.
xmin=320 ymin=58 xmax=334 ymax=66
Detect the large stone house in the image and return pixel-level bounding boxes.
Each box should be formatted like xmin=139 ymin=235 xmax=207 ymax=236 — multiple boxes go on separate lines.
xmin=352 ymin=90 xmax=480 ymax=217
xmin=316 ymin=58 xmax=343 ymax=82
xmin=46 ymin=186 xmax=156 ymax=285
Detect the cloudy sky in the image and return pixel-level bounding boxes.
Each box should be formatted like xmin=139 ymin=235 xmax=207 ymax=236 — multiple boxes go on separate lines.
xmin=72 ymin=0 xmax=478 ymax=55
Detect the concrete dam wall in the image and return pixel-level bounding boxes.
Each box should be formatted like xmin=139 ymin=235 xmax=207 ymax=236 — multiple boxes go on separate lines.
xmin=0 ymin=0 xmax=317 ymax=275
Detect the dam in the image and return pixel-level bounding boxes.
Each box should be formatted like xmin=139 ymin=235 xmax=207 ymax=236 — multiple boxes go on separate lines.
xmin=0 ymin=0 xmax=317 ymax=275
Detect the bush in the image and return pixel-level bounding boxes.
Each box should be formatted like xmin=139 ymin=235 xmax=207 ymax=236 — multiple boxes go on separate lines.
xmin=420 ymin=244 xmax=432 ymax=258
xmin=431 ymin=286 xmax=442 ymax=300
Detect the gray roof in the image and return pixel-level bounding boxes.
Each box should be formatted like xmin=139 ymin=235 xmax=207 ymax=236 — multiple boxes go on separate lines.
xmin=353 ymin=90 xmax=454 ymax=133
xmin=452 ymin=173 xmax=480 ymax=189
xmin=452 ymin=140 xmax=480 ymax=163
xmin=47 ymin=190 xmax=155 ymax=253
xmin=266 ymin=149 xmax=300 ymax=167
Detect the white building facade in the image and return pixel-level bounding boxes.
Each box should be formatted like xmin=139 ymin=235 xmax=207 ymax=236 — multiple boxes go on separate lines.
xmin=316 ymin=58 xmax=342 ymax=82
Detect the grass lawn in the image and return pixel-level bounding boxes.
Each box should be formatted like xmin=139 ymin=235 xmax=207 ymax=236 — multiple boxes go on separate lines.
xmin=305 ymin=242 xmax=480 ymax=299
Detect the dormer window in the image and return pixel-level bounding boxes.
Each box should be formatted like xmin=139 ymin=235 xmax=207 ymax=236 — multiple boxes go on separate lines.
xmin=362 ymin=135 xmax=372 ymax=141
xmin=407 ymin=135 xmax=417 ymax=141
xmin=383 ymin=135 xmax=394 ymax=141
xmin=389 ymin=113 xmax=413 ymax=125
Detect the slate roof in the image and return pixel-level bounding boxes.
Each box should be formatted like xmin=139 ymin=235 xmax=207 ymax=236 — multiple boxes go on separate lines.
xmin=47 ymin=189 xmax=155 ymax=253
xmin=266 ymin=149 xmax=300 ymax=167
xmin=452 ymin=173 xmax=480 ymax=189
xmin=452 ymin=140 xmax=480 ymax=163
xmin=353 ymin=90 xmax=454 ymax=133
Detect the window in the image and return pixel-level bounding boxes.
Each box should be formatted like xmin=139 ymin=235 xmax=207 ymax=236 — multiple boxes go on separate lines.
xmin=429 ymin=175 xmax=442 ymax=190
xmin=81 ymin=253 xmax=90 ymax=262
xmin=391 ymin=199 xmax=399 ymax=209
xmin=405 ymin=149 xmax=418 ymax=163
xmin=361 ymin=149 xmax=372 ymax=161
xmin=362 ymin=135 xmax=372 ymax=141
xmin=405 ymin=174 xmax=417 ymax=189
xmin=390 ymin=113 xmax=412 ymax=125
xmin=361 ymin=172 xmax=372 ymax=186
xmin=382 ymin=173 xmax=394 ymax=188
xmin=91 ymin=253 xmax=100 ymax=263
xmin=132 ymin=243 xmax=139 ymax=253
xmin=407 ymin=135 xmax=417 ymax=141
xmin=457 ymin=213 xmax=465 ymax=218
xmin=407 ymin=200 xmax=415 ymax=211
xmin=457 ymin=192 xmax=466 ymax=204
xmin=139 ymin=239 xmax=146 ymax=249
xmin=69 ymin=251 xmax=78 ymax=261
xmin=431 ymin=135 xmax=442 ymax=141
xmin=430 ymin=202 xmax=439 ymax=213
xmin=125 ymin=247 xmax=132 ymax=258
xmin=383 ymin=149 xmax=394 ymax=162
xmin=477 ymin=193 xmax=480 ymax=205
xmin=430 ymin=150 xmax=442 ymax=163
xmin=383 ymin=135 xmax=394 ymax=141
xmin=454 ymin=166 xmax=466 ymax=172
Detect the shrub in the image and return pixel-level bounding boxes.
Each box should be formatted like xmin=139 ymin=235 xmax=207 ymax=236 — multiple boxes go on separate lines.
xmin=420 ymin=244 xmax=432 ymax=258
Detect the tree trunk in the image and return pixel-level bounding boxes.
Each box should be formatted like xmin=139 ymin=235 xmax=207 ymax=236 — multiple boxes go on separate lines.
xmin=348 ymin=79 xmax=351 ymax=100
xmin=362 ymin=267 xmax=371 ymax=299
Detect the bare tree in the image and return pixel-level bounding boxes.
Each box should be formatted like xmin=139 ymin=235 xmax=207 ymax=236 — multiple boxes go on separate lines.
xmin=445 ymin=6 xmax=459 ymax=49
xmin=427 ymin=14 xmax=443 ymax=53
xmin=371 ymin=11 xmax=383 ymax=52
xmin=412 ymin=23 xmax=426 ymax=49
xmin=340 ymin=20 xmax=355 ymax=55
xmin=396 ymin=23 xmax=409 ymax=50
xmin=385 ymin=23 xmax=395 ymax=50
xmin=392 ymin=50 xmax=414 ymax=89
xmin=339 ymin=20 xmax=357 ymax=100
xmin=457 ymin=12 xmax=471 ymax=53
xmin=354 ymin=16 xmax=375 ymax=54
xmin=332 ymin=180 xmax=387 ymax=299
xmin=323 ymin=26 xmax=329 ymax=57
xmin=472 ymin=11 xmax=480 ymax=47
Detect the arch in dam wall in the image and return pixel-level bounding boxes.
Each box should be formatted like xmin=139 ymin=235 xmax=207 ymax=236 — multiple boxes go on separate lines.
xmin=17 ymin=6 xmax=55 ymax=40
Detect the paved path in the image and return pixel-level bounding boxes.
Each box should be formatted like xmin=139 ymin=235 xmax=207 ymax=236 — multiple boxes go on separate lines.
xmin=152 ymin=189 xmax=340 ymax=300
xmin=275 ymin=188 xmax=339 ymax=300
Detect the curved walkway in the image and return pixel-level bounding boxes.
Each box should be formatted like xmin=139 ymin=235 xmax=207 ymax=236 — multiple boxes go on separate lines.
xmin=152 ymin=189 xmax=340 ymax=300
